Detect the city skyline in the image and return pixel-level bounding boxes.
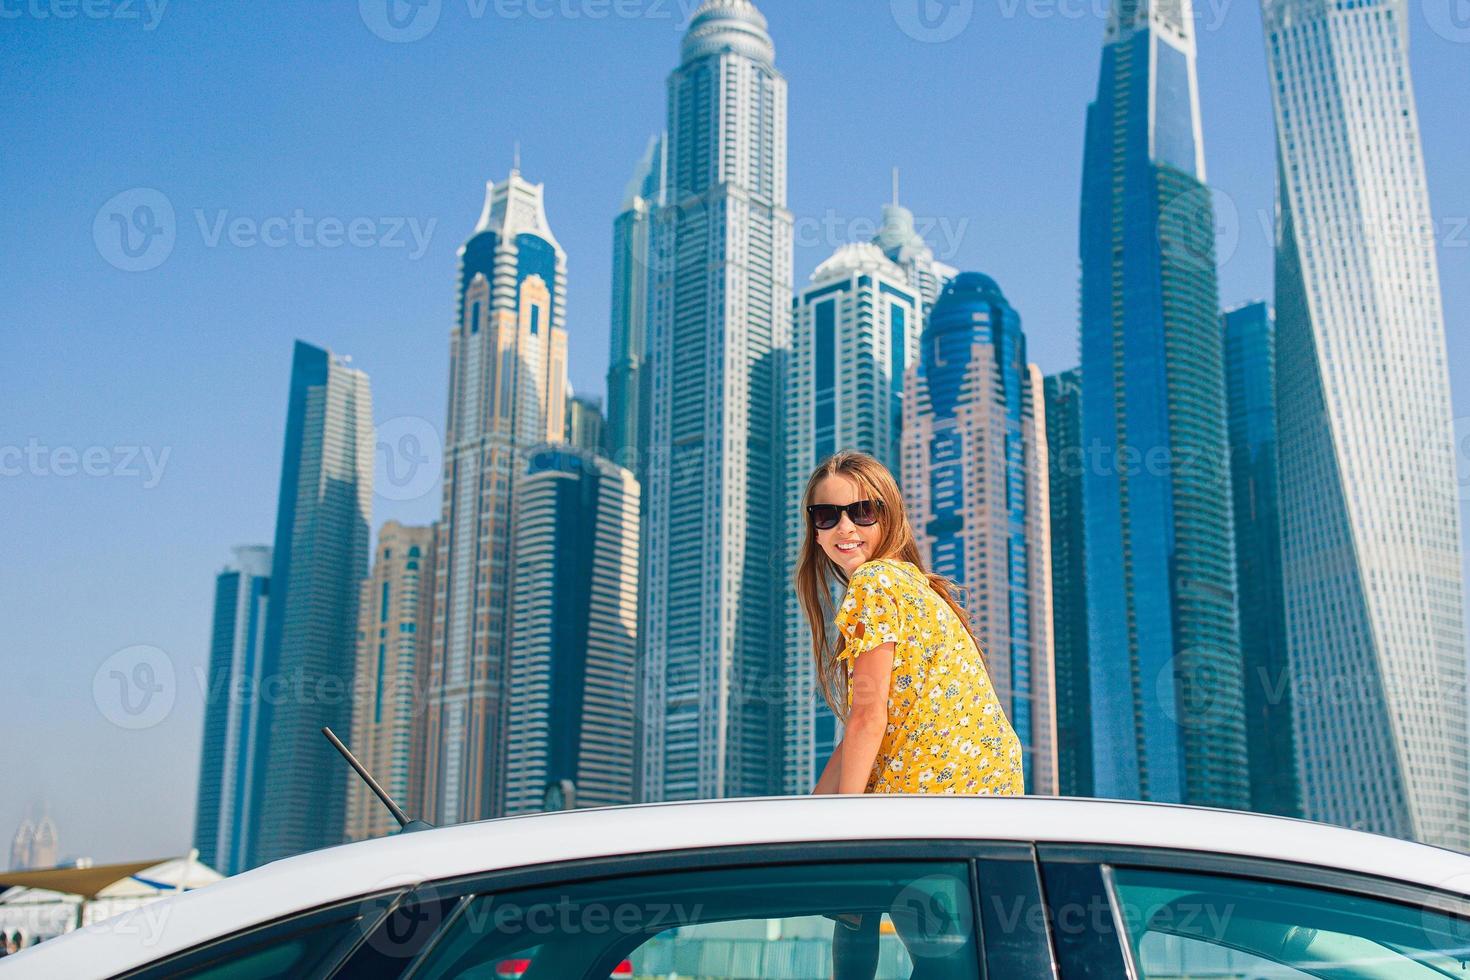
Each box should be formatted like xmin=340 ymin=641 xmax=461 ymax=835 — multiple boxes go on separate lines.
xmin=5 ymin=0 xmax=1464 ymax=863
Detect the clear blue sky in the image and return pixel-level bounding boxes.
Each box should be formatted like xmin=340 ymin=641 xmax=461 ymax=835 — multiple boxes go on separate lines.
xmin=2 ymin=0 xmax=1466 ymax=864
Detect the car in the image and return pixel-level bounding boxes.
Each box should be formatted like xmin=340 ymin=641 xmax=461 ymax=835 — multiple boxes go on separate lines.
xmin=6 ymin=794 xmax=1470 ymax=979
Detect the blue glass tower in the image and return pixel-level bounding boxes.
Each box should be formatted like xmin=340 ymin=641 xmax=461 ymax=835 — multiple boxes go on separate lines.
xmin=904 ymin=273 xmax=1058 ymax=794
xmin=194 ymin=545 xmax=270 ymax=875
xmin=1044 ymin=370 xmax=1092 ymax=798
xmin=248 ymin=341 xmax=373 ymax=866
xmin=1079 ymin=0 xmax=1247 ymax=807
xmin=1222 ymin=302 xmax=1300 ymax=818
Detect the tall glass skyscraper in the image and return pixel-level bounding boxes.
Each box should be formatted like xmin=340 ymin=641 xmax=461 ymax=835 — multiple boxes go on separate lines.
xmin=1221 ymin=302 xmax=1300 ymax=819
xmin=423 ymin=168 xmax=570 ymax=824
xmin=606 ymin=134 xmax=666 ymax=476
xmin=193 ymin=544 xmax=271 ymax=875
xmin=903 ymin=273 xmax=1058 ymax=794
xmin=345 ymin=522 xmax=435 ymax=842
xmin=1079 ymin=0 xmax=1247 ymax=808
xmin=780 ymin=243 xmax=920 ymax=794
xmin=640 ymin=0 xmax=793 ymax=801
xmin=1043 ymin=370 xmax=1092 ymax=798
xmin=248 ymin=341 xmax=373 ymax=866
xmin=504 ymin=446 xmax=641 ymax=814
xmin=1263 ymin=0 xmax=1468 ymax=848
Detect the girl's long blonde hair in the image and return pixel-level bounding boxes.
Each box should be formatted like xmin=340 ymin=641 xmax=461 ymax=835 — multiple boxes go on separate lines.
xmin=794 ymin=450 xmax=983 ymax=720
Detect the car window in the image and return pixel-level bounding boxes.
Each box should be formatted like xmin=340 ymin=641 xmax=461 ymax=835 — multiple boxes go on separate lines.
xmin=122 ymin=899 xmax=386 ymax=980
xmin=1109 ymin=866 xmax=1470 ymax=979
xmin=407 ymin=860 xmax=980 ymax=980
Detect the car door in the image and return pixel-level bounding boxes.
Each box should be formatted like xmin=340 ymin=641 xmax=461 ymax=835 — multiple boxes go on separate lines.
xmin=1036 ymin=844 xmax=1470 ymax=980
xmin=343 ymin=839 xmax=1056 ymax=979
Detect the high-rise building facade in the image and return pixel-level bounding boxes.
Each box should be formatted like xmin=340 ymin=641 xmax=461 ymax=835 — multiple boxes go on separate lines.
xmin=566 ymin=392 xmax=606 ymax=455
xmin=1221 ymin=302 xmax=1300 ymax=819
xmin=606 ymin=134 xmax=666 ymax=476
xmin=345 ymin=522 xmax=435 ymax=841
xmin=1263 ymin=0 xmax=1468 ymax=848
xmin=423 ymin=169 xmax=571 ymax=825
xmin=249 ymin=341 xmax=373 ymax=866
xmin=640 ymin=0 xmax=793 ymax=801
xmin=194 ymin=544 xmax=271 ymax=874
xmin=1079 ymin=0 xmax=1247 ymax=807
xmin=903 ymin=273 xmax=1058 ymax=795
xmin=504 ymin=446 xmax=641 ymax=814
xmin=780 ymin=243 xmax=921 ymax=794
xmin=1043 ymin=370 xmax=1092 ymax=798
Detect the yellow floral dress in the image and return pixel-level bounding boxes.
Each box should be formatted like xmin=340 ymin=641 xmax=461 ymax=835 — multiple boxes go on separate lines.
xmin=834 ymin=558 xmax=1025 ymax=796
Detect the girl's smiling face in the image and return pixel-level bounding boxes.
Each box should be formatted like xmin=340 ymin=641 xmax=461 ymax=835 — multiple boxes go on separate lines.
xmin=812 ymin=473 xmax=883 ymax=576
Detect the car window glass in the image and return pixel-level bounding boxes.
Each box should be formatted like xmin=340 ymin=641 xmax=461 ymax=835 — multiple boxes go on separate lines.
xmin=135 ymin=912 xmax=365 ymax=980
xmin=1110 ymin=866 xmax=1470 ymax=979
xmin=408 ymin=861 xmax=979 ymax=980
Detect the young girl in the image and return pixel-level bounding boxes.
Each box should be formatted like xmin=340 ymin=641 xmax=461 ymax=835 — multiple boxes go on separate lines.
xmin=796 ymin=450 xmax=1024 ymax=798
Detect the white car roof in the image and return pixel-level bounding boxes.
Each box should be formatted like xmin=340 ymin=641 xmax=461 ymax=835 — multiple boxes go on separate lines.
xmin=13 ymin=795 xmax=1470 ymax=978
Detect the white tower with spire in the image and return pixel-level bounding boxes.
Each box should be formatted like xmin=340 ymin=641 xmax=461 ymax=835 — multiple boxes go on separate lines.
xmin=872 ymin=169 xmax=957 ymax=322
xmin=780 ymin=242 xmax=921 ymax=793
xmin=422 ymin=164 xmax=569 ymax=824
xmin=640 ymin=0 xmax=794 ymax=801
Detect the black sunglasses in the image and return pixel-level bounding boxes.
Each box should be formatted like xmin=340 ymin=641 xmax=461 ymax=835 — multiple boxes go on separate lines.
xmin=806 ymin=499 xmax=882 ymax=530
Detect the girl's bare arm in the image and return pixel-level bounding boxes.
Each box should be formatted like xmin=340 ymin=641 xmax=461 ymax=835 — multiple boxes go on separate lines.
xmin=812 ymin=741 xmax=843 ymax=794
xmin=837 ymin=641 xmax=894 ymax=794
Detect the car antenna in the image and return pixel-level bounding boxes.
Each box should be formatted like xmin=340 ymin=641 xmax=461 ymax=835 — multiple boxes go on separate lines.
xmin=322 ymin=727 xmax=433 ymax=834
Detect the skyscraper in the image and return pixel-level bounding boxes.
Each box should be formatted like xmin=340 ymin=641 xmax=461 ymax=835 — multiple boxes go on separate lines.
xmin=606 ymin=134 xmax=666 ymax=476
xmin=423 ymin=168 xmax=570 ymax=825
xmin=640 ymin=0 xmax=793 ymax=801
xmin=566 ymin=392 xmax=606 ymax=455
xmin=1079 ymin=0 xmax=1247 ymax=807
xmin=780 ymin=243 xmax=921 ymax=794
xmin=1263 ymin=0 xmax=1468 ymax=848
xmin=872 ymin=174 xmax=957 ymax=321
xmin=903 ymin=273 xmax=1058 ymax=795
xmin=194 ymin=544 xmax=271 ymax=874
xmin=249 ymin=341 xmax=373 ymax=866
xmin=1043 ymin=370 xmax=1092 ymax=798
xmin=1221 ymin=302 xmax=1299 ymax=819
xmin=345 ymin=522 xmax=435 ymax=841
xmin=504 ymin=446 xmax=641 ymax=814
